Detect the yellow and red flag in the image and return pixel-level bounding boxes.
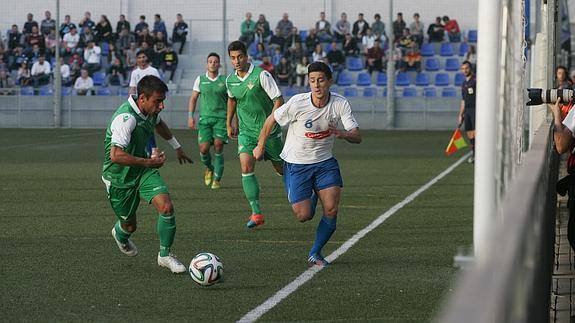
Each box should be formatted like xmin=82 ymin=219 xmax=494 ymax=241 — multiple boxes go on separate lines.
xmin=445 ymin=128 xmax=468 ymax=156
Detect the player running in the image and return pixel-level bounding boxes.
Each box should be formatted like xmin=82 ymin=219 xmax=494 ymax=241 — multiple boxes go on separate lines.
xmin=226 ymin=40 xmax=284 ymax=228
xmin=188 ymin=52 xmax=228 ymax=189
xmin=253 ymin=61 xmax=362 ymax=267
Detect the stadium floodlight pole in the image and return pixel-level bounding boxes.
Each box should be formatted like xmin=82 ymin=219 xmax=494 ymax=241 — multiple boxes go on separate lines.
xmin=53 ymin=0 xmax=62 ymax=128
xmin=386 ymin=0 xmax=395 ymax=128
xmin=474 ymin=0 xmax=501 ymax=265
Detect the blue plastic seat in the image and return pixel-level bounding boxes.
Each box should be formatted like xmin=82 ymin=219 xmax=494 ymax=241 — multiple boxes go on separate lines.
xmin=454 ymin=73 xmax=465 ymax=86
xmin=459 ymin=43 xmax=470 ymax=57
xmin=415 ymin=73 xmax=430 ymax=86
xmin=118 ymin=87 xmax=130 ymax=97
xmin=445 ymin=58 xmax=460 ymax=71
xmin=61 ymin=87 xmax=72 ymax=96
xmin=38 ymin=86 xmax=53 ymax=96
xmin=363 ymin=87 xmax=377 ymax=97
xmin=248 ymin=42 xmax=258 ymax=57
xmin=440 ymin=43 xmax=454 ymax=56
xmin=423 ymin=87 xmax=437 ymax=97
xmin=424 ymin=58 xmax=440 ymax=71
xmin=101 ymin=42 xmax=110 ymax=56
xmin=93 ymin=71 xmax=106 ymax=86
xmin=343 ymin=87 xmax=358 ymax=97
xmin=403 ymin=87 xmax=417 ymax=97
xmin=421 ymin=43 xmax=435 ymax=57
xmin=434 ymin=73 xmax=450 ymax=86
xmin=468 ymin=30 xmax=478 ymax=43
xmin=96 ymin=87 xmax=112 ymax=96
xmin=337 ymin=72 xmax=353 ymax=86
xmin=356 ymin=72 xmax=371 ymax=86
xmin=442 ymin=87 xmax=458 ymax=97
xmin=299 ymin=30 xmax=308 ymax=39
xmin=376 ymin=72 xmax=387 ymax=86
xmin=346 ymin=57 xmax=363 ymax=71
xmin=20 ymin=86 xmax=34 ymax=95
xmin=395 ymin=72 xmax=410 ymax=86
xmin=284 ymin=87 xmax=299 ymax=97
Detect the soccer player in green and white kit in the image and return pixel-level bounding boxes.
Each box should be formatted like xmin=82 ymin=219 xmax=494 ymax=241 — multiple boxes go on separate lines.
xmin=226 ymin=40 xmax=284 ymax=228
xmin=102 ymin=75 xmax=193 ymax=273
xmin=188 ymin=52 xmax=228 ymax=189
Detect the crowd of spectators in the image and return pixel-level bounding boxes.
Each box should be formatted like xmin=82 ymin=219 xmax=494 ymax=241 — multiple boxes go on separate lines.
xmin=238 ymin=11 xmax=469 ymax=86
xmin=0 ymin=10 xmax=188 ymax=94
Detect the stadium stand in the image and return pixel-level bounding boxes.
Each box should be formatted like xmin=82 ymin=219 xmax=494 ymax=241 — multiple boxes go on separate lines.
xmin=376 ymin=72 xmax=388 ymax=86
xmin=434 ymin=73 xmax=450 ymax=86
xmin=423 ymin=87 xmax=437 ymax=97
xmin=445 ymin=58 xmax=460 ymax=71
xmin=396 ymin=72 xmax=411 ymax=86
xmin=415 ymin=73 xmax=430 ymax=86
xmin=441 ymin=87 xmax=457 ymax=97
xmin=440 ymin=43 xmax=455 ymax=56
xmin=356 ymin=72 xmax=371 ymax=86
xmin=467 ymin=29 xmax=478 ymax=43
xmin=363 ymin=87 xmax=377 ymax=97
xmin=425 ymin=58 xmax=441 ymax=71
xmin=403 ymin=87 xmax=417 ymax=97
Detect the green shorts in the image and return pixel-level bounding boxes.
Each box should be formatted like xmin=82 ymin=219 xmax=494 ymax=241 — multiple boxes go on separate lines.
xmin=197 ymin=117 xmax=228 ymax=144
xmin=238 ymin=132 xmax=283 ymax=164
xmin=102 ymin=168 xmax=169 ymax=222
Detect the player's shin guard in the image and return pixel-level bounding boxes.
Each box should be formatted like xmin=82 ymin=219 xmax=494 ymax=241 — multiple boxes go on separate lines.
xmin=309 ymin=215 xmax=337 ymax=257
xmin=114 ymin=221 xmax=132 ymax=243
xmin=157 ymin=214 xmax=176 ymax=257
xmin=200 ymin=153 xmax=213 ymax=170
xmin=242 ymin=173 xmax=261 ymax=214
xmin=214 ymin=153 xmax=224 ymax=180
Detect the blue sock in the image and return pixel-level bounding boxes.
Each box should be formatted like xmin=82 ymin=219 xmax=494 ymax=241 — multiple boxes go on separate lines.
xmin=310 ymin=191 xmax=319 ymax=217
xmin=309 ymin=216 xmax=337 ymax=257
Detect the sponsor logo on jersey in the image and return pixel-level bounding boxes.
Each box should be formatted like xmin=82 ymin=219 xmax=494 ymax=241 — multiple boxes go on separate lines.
xmin=123 ymin=115 xmax=130 ymax=122
xmin=305 ymin=130 xmax=331 ymax=139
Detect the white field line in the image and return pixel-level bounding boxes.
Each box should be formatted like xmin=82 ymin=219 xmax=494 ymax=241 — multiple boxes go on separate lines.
xmin=237 ymin=152 xmax=473 ymax=323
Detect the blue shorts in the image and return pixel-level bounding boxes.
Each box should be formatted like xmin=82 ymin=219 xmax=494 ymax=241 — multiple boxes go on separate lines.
xmin=283 ymin=157 xmax=343 ymax=204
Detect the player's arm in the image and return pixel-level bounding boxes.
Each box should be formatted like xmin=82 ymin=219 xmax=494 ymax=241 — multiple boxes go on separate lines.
xmin=187 ymin=90 xmax=200 ymax=129
xmin=330 ymin=100 xmax=362 ymax=144
xmin=331 ymin=127 xmax=362 ymax=143
xmin=551 ymin=98 xmax=575 ymax=154
xmin=457 ymin=100 xmax=465 ymax=127
xmin=226 ymin=97 xmax=238 ymax=139
xmin=253 ymin=113 xmax=278 ymax=160
xmin=110 ymin=146 xmax=165 ymax=168
xmin=155 ymin=119 xmax=193 ymax=164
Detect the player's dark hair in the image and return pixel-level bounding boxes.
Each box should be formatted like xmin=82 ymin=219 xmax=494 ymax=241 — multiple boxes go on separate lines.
xmin=461 ymin=60 xmax=473 ymax=69
xmin=207 ymin=52 xmax=220 ymax=61
xmin=308 ymin=61 xmax=332 ymax=80
xmin=137 ymin=75 xmax=168 ymax=98
xmin=228 ymin=40 xmax=247 ymax=55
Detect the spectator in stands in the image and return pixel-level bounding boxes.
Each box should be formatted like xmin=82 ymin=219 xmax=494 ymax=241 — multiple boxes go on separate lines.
xmin=285 ymin=27 xmax=302 ymax=51
xmin=7 ymin=25 xmax=23 ymax=57
xmin=271 ymin=47 xmax=283 ymax=66
xmin=333 ymin=12 xmax=351 ymax=42
xmin=172 ymin=14 xmax=188 ymax=55
xmin=25 ymin=26 xmax=44 ymax=52
xmin=371 ymin=14 xmax=386 ymax=43
xmin=128 ymin=50 xmax=160 ymax=95
xmin=366 ymin=39 xmax=385 ymax=75
xmin=275 ymin=56 xmax=294 ymax=86
xmin=62 ymin=27 xmax=82 ymax=57
xmin=259 ymin=55 xmax=274 ymax=74
xmin=116 ymin=14 xmax=131 ymax=34
xmin=343 ymin=33 xmax=359 ymax=57
xmin=398 ymin=28 xmax=416 ymax=51
xmin=135 ymin=15 xmax=148 ymax=36
xmin=137 ymin=28 xmax=155 ymax=48
xmin=409 ymin=13 xmax=424 ymax=47
xmin=286 ymin=41 xmax=305 ymax=63
xmin=83 ymin=41 xmax=101 ymax=75
xmin=402 ymin=46 xmax=422 ymax=72
xmin=153 ymin=32 xmax=168 ymax=67
xmin=443 ymin=16 xmax=461 ymax=42
xmin=555 ymin=66 xmax=573 ymax=90
xmin=465 ymin=45 xmax=477 ymax=71
xmin=352 ymin=13 xmax=369 ymax=42
xmin=11 ymin=46 xmax=27 ymax=71
xmin=95 ymin=15 xmax=113 ymax=43
xmin=0 ymin=69 xmax=15 ymax=94
xmin=74 ymin=68 xmax=94 ymax=95
xmin=125 ymin=42 xmax=138 ymax=71
xmin=269 ymin=27 xmax=286 ymax=52
xmin=105 ymin=57 xmax=126 ymax=86
xmin=305 ymin=28 xmax=320 ymax=56
xmin=80 ymin=26 xmax=95 ymax=46
xmin=17 ymin=61 xmax=31 ymax=86
xmin=295 ymin=56 xmax=309 ymax=87
xmin=27 ymin=44 xmax=44 ymax=64
xmin=31 ymin=55 xmax=50 ymax=87
xmin=427 ymin=17 xmax=445 ymax=43
xmin=23 ymin=13 xmax=38 ymax=35
xmin=570 ymin=70 xmax=575 ymax=88
xmin=116 ymin=27 xmax=135 ymax=53
xmin=59 ymin=57 xmax=71 ymax=86
xmin=106 ymin=43 xmax=122 ymax=67
xmin=40 ymin=11 xmax=56 ymax=36
xmin=160 ymin=45 xmax=178 ymax=83
xmin=79 ymin=12 xmax=95 ymax=34
xmin=362 ymin=28 xmax=376 ymax=54
xmin=392 ymin=13 xmax=406 ymax=41
xmin=45 ymin=29 xmax=58 ymax=58
xmin=139 ymin=42 xmax=156 ymax=67
xmin=311 ymin=43 xmax=326 ymax=62
xmin=68 ymin=53 xmax=83 ymax=81
xmin=239 ymin=12 xmax=256 ymax=46
xmin=153 ymin=14 xmax=168 ymax=40
xmin=276 ymin=13 xmax=293 ymax=38
xmin=255 ymin=14 xmax=272 ymax=44
xmin=0 ymin=52 xmax=5 ymax=72
xmin=315 ymin=12 xmax=332 ymax=43
xmin=389 ymin=45 xmax=403 ymax=70
xmin=252 ymin=42 xmax=268 ymax=65
xmin=59 ymin=15 xmax=76 ymax=38
xmin=326 ymin=41 xmax=345 ymax=81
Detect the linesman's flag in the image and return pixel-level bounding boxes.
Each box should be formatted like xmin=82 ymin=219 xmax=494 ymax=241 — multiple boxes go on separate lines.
xmin=445 ymin=128 xmax=468 ymax=156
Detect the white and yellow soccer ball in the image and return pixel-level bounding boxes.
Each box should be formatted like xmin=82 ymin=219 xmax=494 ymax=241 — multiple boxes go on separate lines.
xmin=189 ymin=252 xmax=223 ymax=286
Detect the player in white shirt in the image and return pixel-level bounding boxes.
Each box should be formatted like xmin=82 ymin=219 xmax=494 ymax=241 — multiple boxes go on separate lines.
xmin=253 ymin=61 xmax=361 ymax=267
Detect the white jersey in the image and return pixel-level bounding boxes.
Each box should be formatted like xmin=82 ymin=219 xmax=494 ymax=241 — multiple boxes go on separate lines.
xmin=274 ymin=92 xmax=359 ymax=164
xmin=129 ymin=65 xmax=161 ymax=88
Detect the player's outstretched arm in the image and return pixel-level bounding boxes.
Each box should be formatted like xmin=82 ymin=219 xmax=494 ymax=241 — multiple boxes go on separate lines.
xmin=254 ymin=114 xmax=278 ymax=160
xmin=111 ymin=146 xmax=165 ymax=168
xmin=187 ymin=91 xmax=200 ymax=129
xmin=155 ymin=120 xmax=193 ymax=164
xmin=226 ymin=97 xmax=238 ymax=139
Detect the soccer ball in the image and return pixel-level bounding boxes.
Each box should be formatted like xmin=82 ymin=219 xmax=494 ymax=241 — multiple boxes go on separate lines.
xmin=189 ymin=252 xmax=223 ymax=286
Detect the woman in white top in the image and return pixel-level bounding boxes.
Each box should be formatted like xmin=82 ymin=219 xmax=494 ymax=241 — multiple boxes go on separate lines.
xmin=311 ymin=43 xmax=326 ymax=63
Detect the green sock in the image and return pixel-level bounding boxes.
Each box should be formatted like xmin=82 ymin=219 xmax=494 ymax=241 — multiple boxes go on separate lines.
xmin=242 ymin=173 xmax=261 ymax=214
xmin=200 ymin=153 xmax=213 ymax=170
xmin=157 ymin=214 xmax=176 ymax=257
xmin=213 ymin=153 xmax=224 ymax=180
xmin=114 ymin=221 xmax=131 ymax=243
